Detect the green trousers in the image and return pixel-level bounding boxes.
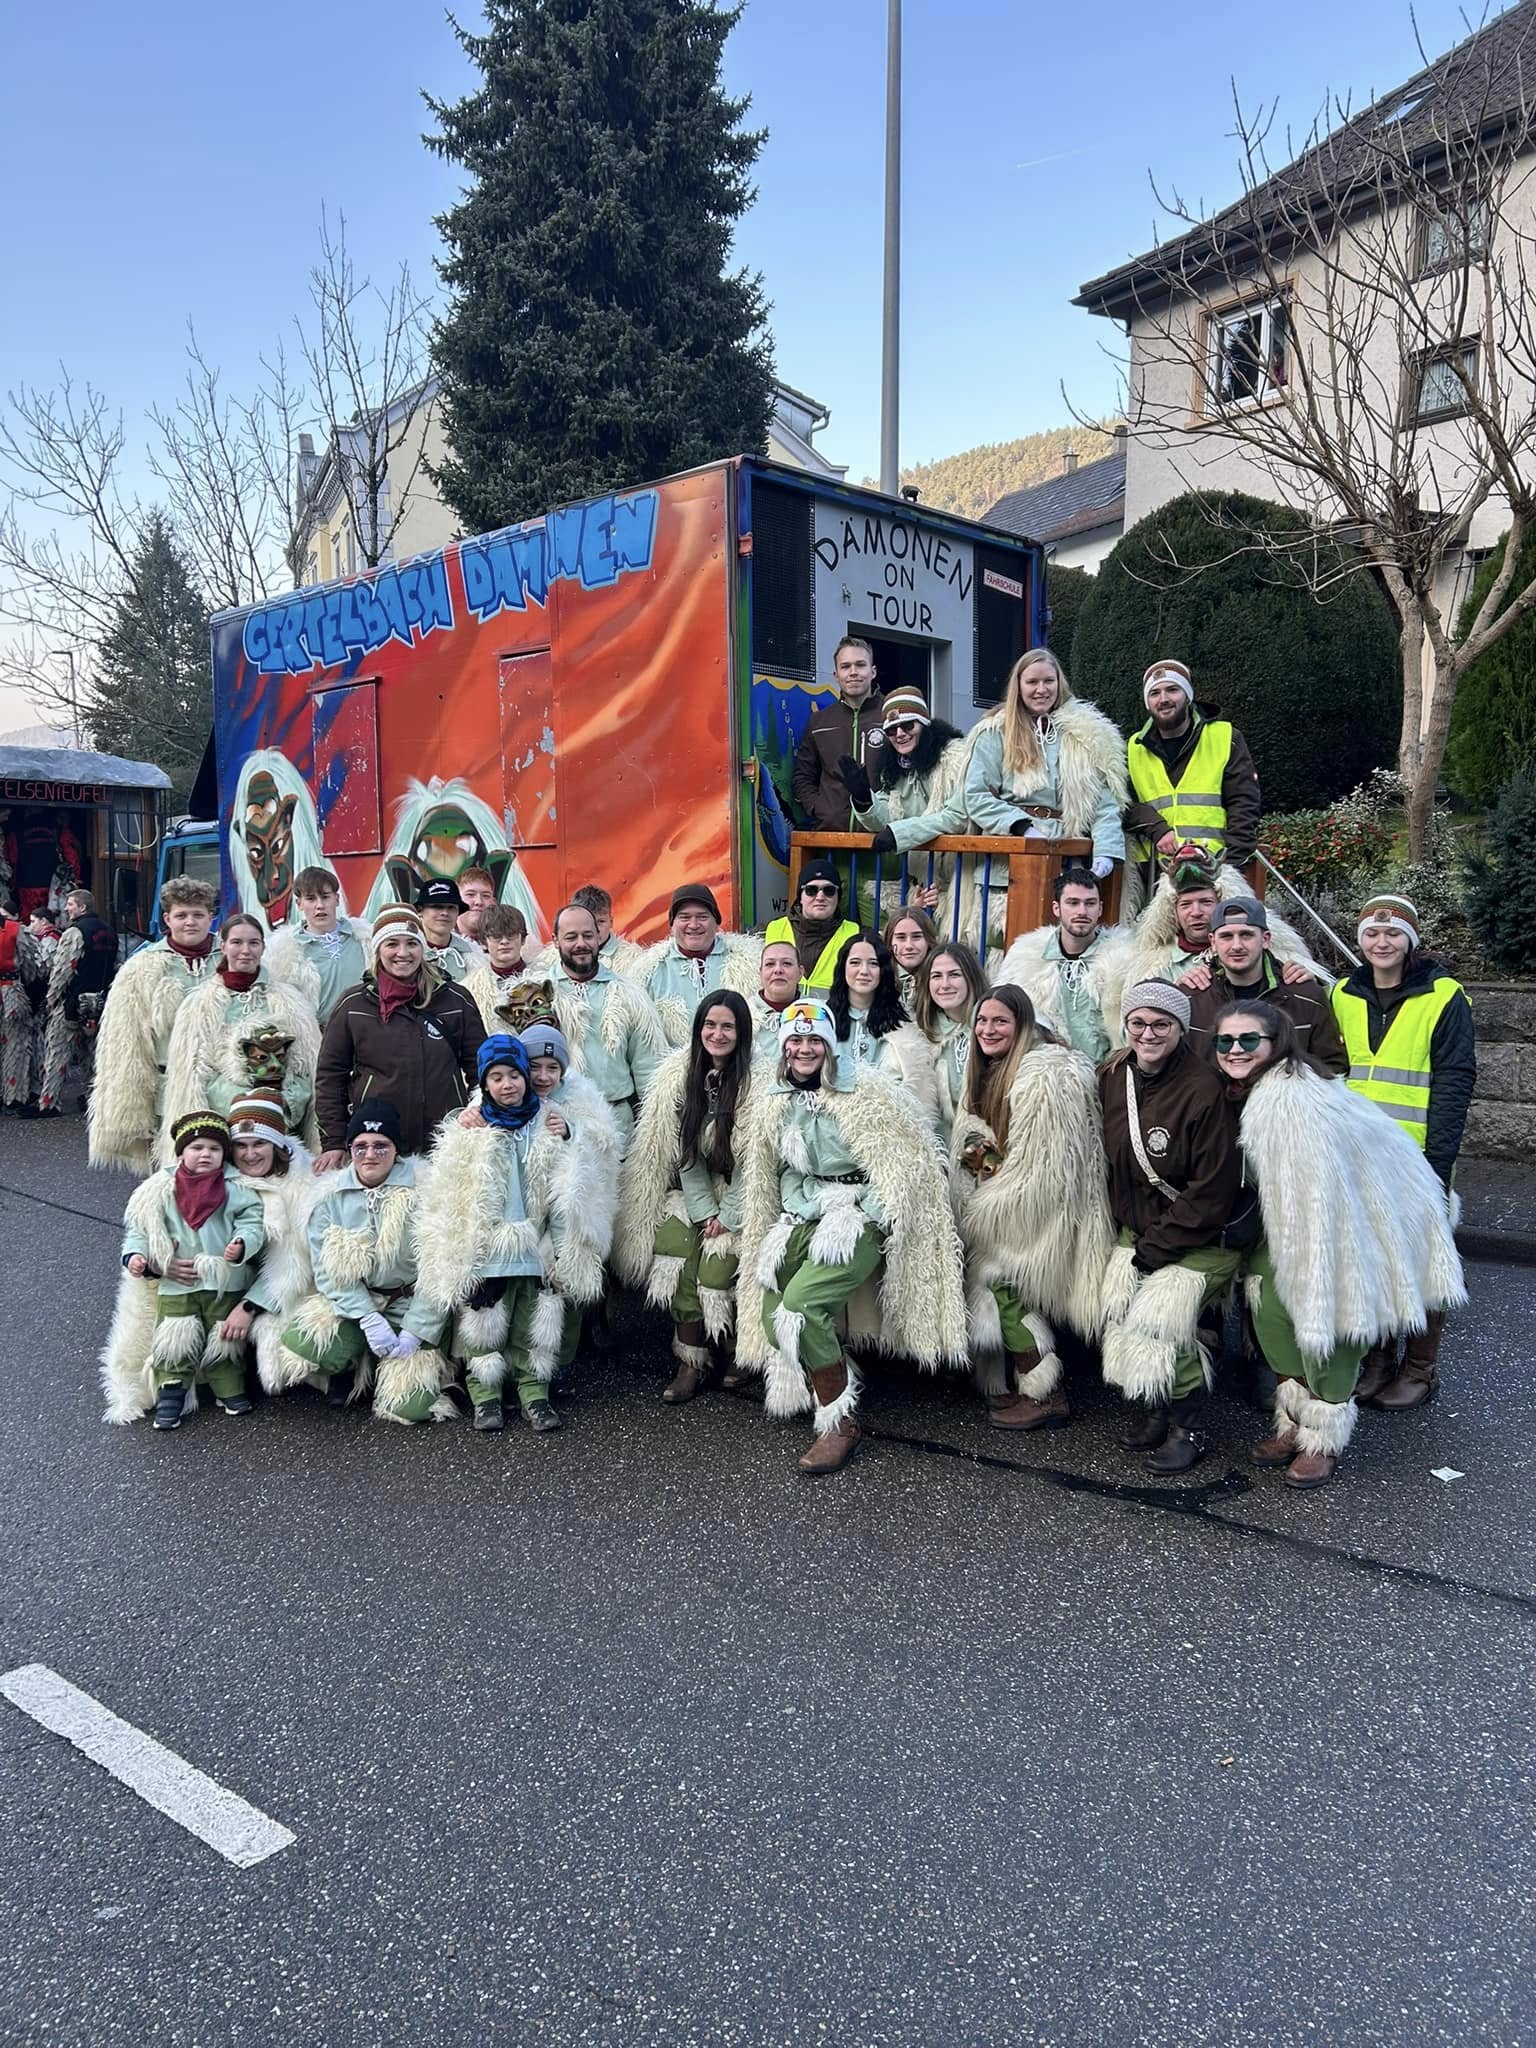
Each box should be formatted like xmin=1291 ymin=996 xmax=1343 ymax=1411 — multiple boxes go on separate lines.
xmin=462 ymin=1277 xmax=581 ymax=1411
xmin=992 ymin=1282 xmax=1042 ymax=1360
xmin=653 ymin=1210 xmax=738 ymax=1326
xmin=1246 ymin=1241 xmax=1362 ymax=1402
xmin=1117 ymin=1228 xmax=1241 ymax=1400
xmin=279 ymin=1302 xmax=438 ymax=1423
xmin=151 ymin=1289 xmax=247 ymax=1399
xmin=761 ymin=1217 xmax=884 ymax=1374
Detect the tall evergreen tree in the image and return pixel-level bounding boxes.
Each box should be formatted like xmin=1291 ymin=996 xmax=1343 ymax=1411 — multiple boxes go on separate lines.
xmin=425 ymin=0 xmax=776 ymax=531
xmin=91 ymin=511 xmax=211 ymax=797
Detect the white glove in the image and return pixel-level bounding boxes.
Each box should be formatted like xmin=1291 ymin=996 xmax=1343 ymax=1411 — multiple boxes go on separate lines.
xmin=359 ymin=1311 xmax=398 ymax=1359
xmin=392 ymin=1331 xmax=422 ymax=1360
xmin=1091 ymin=856 xmax=1115 ymax=880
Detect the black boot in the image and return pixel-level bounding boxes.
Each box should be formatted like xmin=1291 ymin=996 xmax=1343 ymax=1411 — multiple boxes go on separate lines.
xmin=218 ymin=1393 xmax=254 ymax=1417
xmin=325 ymin=1367 xmax=355 ymax=1408
xmin=1147 ymin=1394 xmax=1208 ymax=1474
xmin=473 ymin=1398 xmax=504 ymax=1432
xmin=1119 ymin=1403 xmax=1168 ymax=1451
xmin=153 ymin=1382 xmax=188 ymax=1431
xmin=583 ymin=1296 xmax=618 ymax=1357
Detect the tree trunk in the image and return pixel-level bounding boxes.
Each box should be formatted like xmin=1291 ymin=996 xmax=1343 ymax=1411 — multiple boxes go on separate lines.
xmin=1405 ymin=650 xmax=1460 ymax=864
xmin=1396 ymin=600 xmax=1424 ymax=791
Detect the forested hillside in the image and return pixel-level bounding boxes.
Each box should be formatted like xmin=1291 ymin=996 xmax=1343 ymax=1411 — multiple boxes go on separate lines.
xmin=864 ymin=422 xmax=1121 ymax=521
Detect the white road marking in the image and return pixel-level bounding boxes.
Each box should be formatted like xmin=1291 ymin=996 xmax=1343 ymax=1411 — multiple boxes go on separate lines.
xmin=0 ymin=1663 xmax=295 ymax=1868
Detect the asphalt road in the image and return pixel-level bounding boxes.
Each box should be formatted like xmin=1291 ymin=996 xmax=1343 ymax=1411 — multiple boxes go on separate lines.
xmin=1 ymin=1117 xmax=1532 ymax=2048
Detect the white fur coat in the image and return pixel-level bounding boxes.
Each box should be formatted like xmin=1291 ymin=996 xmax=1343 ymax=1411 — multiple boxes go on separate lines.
xmin=949 ymin=1042 xmax=1113 ymax=1353
xmin=735 ymin=1067 xmax=968 ymax=1389
xmin=1239 ymin=1063 xmax=1466 ymax=1359
xmin=159 ymin=974 xmax=322 ymax=1164
xmin=88 ymin=947 xmax=212 ymax=1172
xmin=624 ymin=933 xmax=761 ymax=1048
xmin=613 ymin=1047 xmax=746 ymax=1336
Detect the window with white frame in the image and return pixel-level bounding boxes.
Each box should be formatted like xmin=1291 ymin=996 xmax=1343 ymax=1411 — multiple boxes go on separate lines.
xmin=1415 ymin=342 xmax=1478 ymax=422
xmin=1206 ymin=294 xmax=1290 ymax=411
xmin=1421 ymin=197 xmax=1491 ymax=273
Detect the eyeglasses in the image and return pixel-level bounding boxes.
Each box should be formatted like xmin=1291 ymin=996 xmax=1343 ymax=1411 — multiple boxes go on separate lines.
xmin=1213 ymin=1031 xmax=1273 ymax=1054
xmin=1125 ymin=1017 xmax=1176 ymax=1037
xmin=801 ymin=884 xmax=838 ymax=898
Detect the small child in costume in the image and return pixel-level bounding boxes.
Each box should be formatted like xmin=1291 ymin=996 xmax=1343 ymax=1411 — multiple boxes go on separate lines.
xmin=110 ymin=1110 xmax=266 ymax=1430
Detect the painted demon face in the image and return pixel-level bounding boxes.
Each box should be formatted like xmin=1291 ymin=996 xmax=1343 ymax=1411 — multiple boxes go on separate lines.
xmin=241 ymin=1025 xmax=294 ymax=1087
xmin=384 ymin=804 xmax=512 ymax=906
xmin=243 ymin=771 xmax=299 ymax=921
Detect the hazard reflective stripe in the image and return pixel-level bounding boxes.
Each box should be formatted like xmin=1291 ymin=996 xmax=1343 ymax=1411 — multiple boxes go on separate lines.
xmin=1381 ymin=1102 xmax=1428 ymax=1125
xmin=1349 ymin=1063 xmax=1432 ymax=1087
xmin=1149 ymin=792 xmax=1224 ymax=809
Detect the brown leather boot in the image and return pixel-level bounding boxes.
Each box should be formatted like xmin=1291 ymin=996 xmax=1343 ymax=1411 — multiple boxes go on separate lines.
xmin=1250 ymin=1378 xmax=1302 ymax=1466
xmin=1354 ymin=1341 xmax=1399 ymax=1406
xmin=989 ymin=1349 xmax=1070 ymax=1431
xmin=1282 ymin=1448 xmax=1338 ymax=1488
xmin=1374 ymin=1313 xmax=1444 ymax=1411
xmin=798 ymin=1359 xmax=861 ymax=1474
xmin=662 ymin=1322 xmax=711 ymax=1403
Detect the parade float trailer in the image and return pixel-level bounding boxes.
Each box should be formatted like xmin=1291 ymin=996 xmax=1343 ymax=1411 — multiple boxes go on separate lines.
xmin=208 ymin=457 xmax=1045 ymax=941
xmin=0 ymin=744 xmax=171 ymax=942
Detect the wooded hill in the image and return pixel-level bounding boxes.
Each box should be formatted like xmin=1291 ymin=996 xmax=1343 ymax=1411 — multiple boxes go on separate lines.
xmin=863 ymin=422 xmax=1122 ymax=522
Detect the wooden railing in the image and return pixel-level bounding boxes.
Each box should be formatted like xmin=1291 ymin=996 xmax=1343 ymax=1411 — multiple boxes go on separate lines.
xmin=788 ymin=831 xmax=1124 ymax=958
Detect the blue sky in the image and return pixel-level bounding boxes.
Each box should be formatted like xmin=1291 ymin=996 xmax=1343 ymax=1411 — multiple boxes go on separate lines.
xmin=0 ymin=0 xmax=1491 ymax=514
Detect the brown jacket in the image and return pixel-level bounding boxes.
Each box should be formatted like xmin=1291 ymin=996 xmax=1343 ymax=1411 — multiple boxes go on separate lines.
xmin=315 ymin=973 xmax=482 ymax=1155
xmin=1186 ymin=960 xmax=1347 ymax=1076
xmin=1099 ymin=1040 xmax=1241 ymax=1271
xmin=791 ymin=693 xmax=884 ymax=832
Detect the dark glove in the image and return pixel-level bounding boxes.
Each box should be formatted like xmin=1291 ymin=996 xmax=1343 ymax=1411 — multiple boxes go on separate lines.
xmin=869 ymin=826 xmax=898 ymax=856
xmin=837 ymin=754 xmax=874 ymax=811
xmin=1008 ymin=817 xmax=1030 ymax=837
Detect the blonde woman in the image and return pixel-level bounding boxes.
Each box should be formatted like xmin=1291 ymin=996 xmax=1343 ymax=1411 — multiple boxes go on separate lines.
xmin=961 ymin=648 xmax=1128 ymax=936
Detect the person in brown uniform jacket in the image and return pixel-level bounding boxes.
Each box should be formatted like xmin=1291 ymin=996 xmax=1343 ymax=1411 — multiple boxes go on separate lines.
xmin=312 ymin=904 xmax=482 ymax=1169
xmin=791 ymin=637 xmax=884 ymax=832
xmin=1098 ymin=977 xmax=1244 ymax=1475
xmin=1183 ymin=898 xmax=1346 ymax=1076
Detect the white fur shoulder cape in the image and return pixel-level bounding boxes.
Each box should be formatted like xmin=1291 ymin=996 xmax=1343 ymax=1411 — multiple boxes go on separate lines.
xmin=949 ymin=1042 xmax=1112 ymax=1347
xmin=1239 ymin=1063 xmax=1465 ymax=1359
xmin=624 ymin=933 xmax=762 ymax=1047
xmin=413 ymin=1075 xmax=621 ymax=1316
xmin=88 ymin=946 xmax=194 ymax=1173
xmin=159 ymin=972 xmax=322 ymax=1164
xmin=995 ymin=925 xmax=1135 ymax=1051
xmin=960 ymin=693 xmax=1129 ymax=835
xmin=735 ymin=1066 xmax=968 ymax=1379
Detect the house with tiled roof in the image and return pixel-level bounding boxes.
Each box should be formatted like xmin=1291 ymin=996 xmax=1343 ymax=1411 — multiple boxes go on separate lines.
xmin=986 ymin=432 xmax=1126 ymax=571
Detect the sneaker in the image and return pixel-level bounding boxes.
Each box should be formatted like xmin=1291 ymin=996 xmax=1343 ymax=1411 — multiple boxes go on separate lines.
xmin=153 ymin=1383 xmax=188 ymax=1431
xmin=523 ymin=1398 xmax=563 ymax=1434
xmin=219 ymin=1394 xmax=255 ymax=1417
xmin=473 ymin=1399 xmax=505 ymax=1433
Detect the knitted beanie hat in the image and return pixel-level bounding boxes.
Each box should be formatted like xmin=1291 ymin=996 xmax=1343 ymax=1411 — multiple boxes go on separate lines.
xmin=515 ymin=1022 xmax=571 ymax=1073
xmin=370 ymin=905 xmax=425 ymax=963
xmin=227 ymin=1087 xmax=289 ymax=1140
xmin=346 ymin=1098 xmax=403 ymax=1150
xmin=779 ymin=997 xmax=839 ymax=1053
xmin=880 ymin=687 xmax=932 ymax=729
xmin=1358 ymin=893 xmax=1419 ymax=948
xmin=171 ymin=1110 xmax=233 ymax=1158
xmin=1121 ymin=978 xmax=1192 ymax=1029
xmin=670 ymin=882 xmax=722 ymax=923
xmin=798 ymin=859 xmax=842 ymax=896
xmin=1143 ymin=658 xmax=1194 ymax=706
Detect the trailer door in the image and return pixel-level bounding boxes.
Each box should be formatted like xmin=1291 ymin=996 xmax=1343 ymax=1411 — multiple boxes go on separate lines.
xmin=497 ymin=648 xmax=558 ymax=853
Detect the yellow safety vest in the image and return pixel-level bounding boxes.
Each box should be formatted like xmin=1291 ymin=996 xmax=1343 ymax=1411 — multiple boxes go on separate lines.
xmin=1331 ymin=975 xmax=1462 ymax=1146
xmin=1127 ymin=718 xmax=1235 ymax=859
xmin=765 ymin=915 xmax=860 ymax=994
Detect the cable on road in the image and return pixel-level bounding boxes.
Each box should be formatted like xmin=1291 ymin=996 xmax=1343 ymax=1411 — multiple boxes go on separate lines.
xmin=0 ymin=1180 xmax=123 ymax=1229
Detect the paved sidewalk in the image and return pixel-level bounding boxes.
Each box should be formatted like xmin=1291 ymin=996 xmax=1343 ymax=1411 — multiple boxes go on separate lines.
xmin=1455 ymin=1155 xmax=1536 ymax=1264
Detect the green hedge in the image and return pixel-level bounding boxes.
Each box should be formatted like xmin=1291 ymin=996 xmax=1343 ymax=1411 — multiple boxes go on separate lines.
xmin=1045 ymin=562 xmax=1093 ymax=670
xmin=1465 ymin=768 xmax=1536 ymax=971
xmin=1072 ymin=490 xmax=1400 ymax=811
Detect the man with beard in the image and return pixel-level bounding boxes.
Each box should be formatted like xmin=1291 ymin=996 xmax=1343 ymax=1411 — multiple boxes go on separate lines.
xmin=1124 ymin=659 xmax=1261 ymax=885
xmin=543 ymin=903 xmax=666 ymax=1155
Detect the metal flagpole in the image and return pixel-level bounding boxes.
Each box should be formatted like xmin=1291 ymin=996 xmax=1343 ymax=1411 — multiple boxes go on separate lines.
xmin=879 ymin=0 xmax=901 ymax=494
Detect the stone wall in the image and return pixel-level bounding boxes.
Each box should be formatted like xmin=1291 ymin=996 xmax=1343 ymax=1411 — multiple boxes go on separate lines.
xmin=1464 ymin=984 xmax=1536 ymax=1162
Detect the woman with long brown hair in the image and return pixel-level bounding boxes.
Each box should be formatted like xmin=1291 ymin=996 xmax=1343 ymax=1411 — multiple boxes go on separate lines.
xmin=912 ymin=940 xmax=988 ymax=1137
xmin=616 ymin=990 xmax=755 ymax=1401
xmin=883 ymin=904 xmax=938 ymax=1012
xmin=951 ymin=984 xmax=1111 ymax=1431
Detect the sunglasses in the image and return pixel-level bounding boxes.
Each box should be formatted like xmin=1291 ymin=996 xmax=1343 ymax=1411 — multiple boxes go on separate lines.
xmin=1213 ymin=1032 xmax=1272 ymax=1054
xmin=886 ymin=719 xmax=921 ymax=735
xmin=801 ymin=883 xmax=839 ymax=898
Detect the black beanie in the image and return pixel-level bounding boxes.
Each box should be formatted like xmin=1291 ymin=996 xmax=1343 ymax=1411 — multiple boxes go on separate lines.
xmin=346 ymin=1099 xmax=404 ymax=1150
xmin=799 ymin=860 xmax=842 ymax=895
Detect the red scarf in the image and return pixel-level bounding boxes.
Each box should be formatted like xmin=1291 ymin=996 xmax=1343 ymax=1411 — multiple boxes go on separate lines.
xmin=377 ymin=969 xmax=419 ymax=1024
xmin=173 ymin=1161 xmax=227 ymax=1231
xmin=166 ymin=932 xmax=215 ymax=964
xmin=1175 ymin=933 xmax=1206 ymax=956
xmin=218 ymin=965 xmax=261 ymax=992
